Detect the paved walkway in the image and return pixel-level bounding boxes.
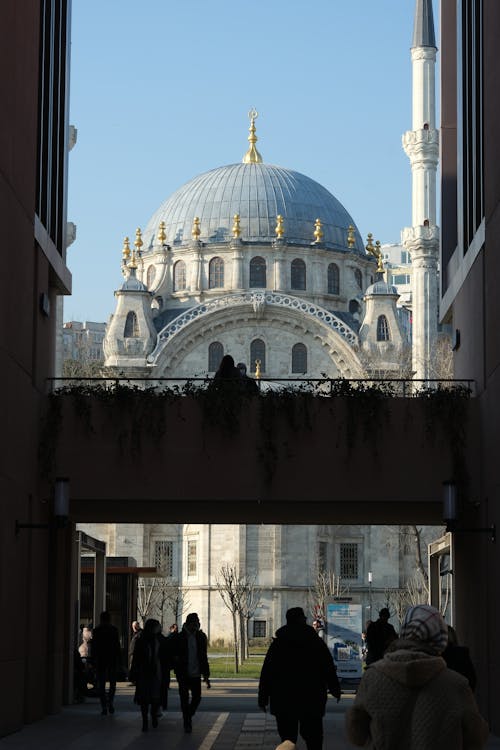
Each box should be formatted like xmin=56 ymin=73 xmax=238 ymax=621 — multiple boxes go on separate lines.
xmin=1 ymin=681 xmax=499 ymax=749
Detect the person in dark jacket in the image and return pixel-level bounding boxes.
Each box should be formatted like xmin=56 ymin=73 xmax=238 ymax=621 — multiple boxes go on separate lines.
xmin=91 ymin=611 xmax=122 ymax=715
xmin=169 ymin=612 xmax=210 ymax=733
xmin=129 ymin=619 xmax=168 ymax=732
xmin=442 ymin=625 xmax=477 ymax=690
xmin=258 ymin=607 xmax=341 ymax=750
xmin=128 ymin=620 xmax=142 ymax=682
xmin=365 ymin=607 xmax=397 ymax=665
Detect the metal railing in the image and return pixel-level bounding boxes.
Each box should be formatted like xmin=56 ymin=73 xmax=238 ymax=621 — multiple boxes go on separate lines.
xmin=47 ymin=376 xmax=475 ymax=397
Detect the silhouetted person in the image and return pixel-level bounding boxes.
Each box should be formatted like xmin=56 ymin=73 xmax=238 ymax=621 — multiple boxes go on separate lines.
xmin=442 ymin=625 xmax=477 ymax=691
xmin=167 ymin=623 xmax=178 ymax=637
xmin=128 ymin=620 xmax=142 ymax=682
xmin=91 ymin=611 xmax=121 ymax=715
xmin=169 ymin=612 xmax=210 ymax=733
xmin=214 ymin=354 xmax=240 ymax=380
xmin=365 ymin=607 xmax=397 ymax=665
xmin=129 ymin=619 xmax=167 ymax=732
xmin=236 ymin=361 xmax=259 ymax=394
xmin=347 ymin=605 xmax=488 ymax=749
xmin=258 ymin=607 xmax=341 ymax=750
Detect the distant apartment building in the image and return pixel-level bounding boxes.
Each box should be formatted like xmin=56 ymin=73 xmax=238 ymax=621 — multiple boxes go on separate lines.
xmin=63 ymin=320 xmax=106 ymax=363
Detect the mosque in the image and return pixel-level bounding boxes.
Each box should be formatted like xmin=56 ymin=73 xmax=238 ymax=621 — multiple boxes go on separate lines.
xmin=82 ymin=0 xmax=441 ymax=640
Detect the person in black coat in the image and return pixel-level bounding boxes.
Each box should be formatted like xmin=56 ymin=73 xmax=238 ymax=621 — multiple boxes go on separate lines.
xmin=258 ymin=607 xmax=341 ymax=750
xmin=91 ymin=611 xmax=122 ymax=715
xmin=168 ymin=612 xmax=210 ymax=733
xmin=129 ymin=619 xmax=169 ymax=732
xmin=365 ymin=608 xmax=397 ymax=665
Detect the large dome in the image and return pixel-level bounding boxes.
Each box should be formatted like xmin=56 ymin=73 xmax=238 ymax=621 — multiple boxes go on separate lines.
xmin=142 ymin=162 xmax=365 ymax=254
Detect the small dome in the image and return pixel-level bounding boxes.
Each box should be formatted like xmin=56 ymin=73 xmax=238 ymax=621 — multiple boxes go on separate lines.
xmin=365 ymin=280 xmax=399 ymax=296
xmin=121 ymin=270 xmax=148 ymax=292
xmin=142 ymin=162 xmax=364 ymax=254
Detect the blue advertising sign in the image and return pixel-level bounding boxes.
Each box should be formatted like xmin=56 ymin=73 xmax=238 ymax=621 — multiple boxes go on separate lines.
xmin=326 ymin=601 xmax=363 ymax=682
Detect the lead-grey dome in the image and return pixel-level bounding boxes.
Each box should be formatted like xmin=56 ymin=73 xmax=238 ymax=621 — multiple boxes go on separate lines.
xmin=142 ymin=162 xmax=365 ymax=254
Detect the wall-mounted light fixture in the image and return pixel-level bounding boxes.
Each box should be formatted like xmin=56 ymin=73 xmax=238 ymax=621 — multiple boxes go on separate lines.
xmin=443 ymin=480 xmax=495 ymax=542
xmin=16 ymin=478 xmax=70 ymax=535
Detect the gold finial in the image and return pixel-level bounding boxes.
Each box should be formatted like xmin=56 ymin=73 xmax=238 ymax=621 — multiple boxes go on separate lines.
xmin=365 ymin=233 xmax=384 ymax=272
xmin=242 ymin=108 xmax=263 ymax=164
xmin=232 ymin=214 xmax=241 ymax=238
xmin=134 ymin=227 xmax=143 ymax=255
xmin=347 ymin=224 xmax=356 ymax=249
xmin=275 ymin=214 xmax=284 ymax=239
xmin=313 ymin=218 xmax=324 ymax=244
xmin=122 ymin=236 xmax=131 ymax=262
xmin=365 ymin=232 xmax=374 ymax=253
xmin=375 ymin=240 xmax=384 ymax=272
xmin=192 ymin=216 xmax=201 ymax=241
xmin=255 ymin=358 xmax=261 ymax=379
xmin=157 ymin=221 xmax=166 ymax=244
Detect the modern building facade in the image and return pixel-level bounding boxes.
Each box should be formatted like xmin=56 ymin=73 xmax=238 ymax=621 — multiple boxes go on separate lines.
xmin=439 ymin=0 xmax=500 ymax=733
xmin=1 ymin=0 xmax=73 ymax=737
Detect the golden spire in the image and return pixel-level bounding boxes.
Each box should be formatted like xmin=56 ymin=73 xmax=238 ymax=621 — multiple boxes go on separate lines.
xmin=365 ymin=232 xmax=375 ymax=254
xmin=313 ymin=218 xmax=324 ymax=244
xmin=232 ymin=214 xmax=241 ymax=238
xmin=157 ymin=220 xmax=166 ymax=244
xmin=365 ymin=233 xmax=384 ymax=272
xmin=134 ymin=227 xmax=143 ymax=255
xmin=242 ymin=108 xmax=263 ymax=164
xmin=275 ymin=215 xmax=284 ymax=239
xmin=255 ymin=358 xmax=262 ymax=379
xmin=122 ymin=236 xmax=131 ymax=262
xmin=347 ymin=224 xmax=356 ymax=249
xmin=375 ymin=240 xmax=384 ymax=272
xmin=192 ymin=216 xmax=201 ymax=241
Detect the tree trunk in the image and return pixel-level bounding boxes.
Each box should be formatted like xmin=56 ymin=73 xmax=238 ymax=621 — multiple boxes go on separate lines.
xmin=232 ymin=611 xmax=239 ymax=673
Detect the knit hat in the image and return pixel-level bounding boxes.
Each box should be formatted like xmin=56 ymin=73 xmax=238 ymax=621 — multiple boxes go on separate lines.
xmin=400 ymin=604 xmax=448 ymax=654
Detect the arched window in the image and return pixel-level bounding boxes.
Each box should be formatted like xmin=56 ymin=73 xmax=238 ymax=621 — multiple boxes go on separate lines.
xmin=249 ymin=256 xmax=266 ymax=288
xmin=327 ymin=263 xmax=339 ymax=294
xmin=173 ymin=260 xmax=187 ymax=291
xmin=349 ymin=299 xmax=361 ymax=316
xmin=291 ymin=258 xmax=306 ymax=290
xmin=146 ymin=264 xmax=156 ymax=289
xmin=376 ymin=315 xmax=390 ymax=341
xmin=209 ymin=257 xmax=224 ymax=289
xmin=354 ymin=268 xmax=363 ymax=289
xmin=250 ymin=338 xmax=266 ymax=373
xmin=124 ymin=311 xmax=139 ymax=338
xmin=208 ymin=341 xmax=224 ymax=372
xmin=292 ymin=343 xmax=307 ymax=373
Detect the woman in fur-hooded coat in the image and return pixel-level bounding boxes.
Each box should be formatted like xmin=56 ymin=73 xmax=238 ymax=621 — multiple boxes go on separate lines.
xmin=346 ymin=605 xmax=488 ymax=750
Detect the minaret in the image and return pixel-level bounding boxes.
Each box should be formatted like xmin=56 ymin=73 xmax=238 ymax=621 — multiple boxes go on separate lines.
xmin=402 ymin=0 xmax=439 ymax=380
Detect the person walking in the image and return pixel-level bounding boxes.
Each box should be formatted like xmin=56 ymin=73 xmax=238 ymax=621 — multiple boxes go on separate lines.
xmin=129 ymin=618 xmax=167 ymax=732
xmin=346 ymin=604 xmax=489 ymax=749
xmin=169 ymin=612 xmax=210 ymax=733
xmin=442 ymin=624 xmax=477 ymax=690
xmin=128 ymin=620 xmax=142 ymax=683
xmin=258 ymin=607 xmax=341 ymax=750
xmin=365 ymin=607 xmax=397 ymax=665
xmin=91 ymin=611 xmax=122 ymax=715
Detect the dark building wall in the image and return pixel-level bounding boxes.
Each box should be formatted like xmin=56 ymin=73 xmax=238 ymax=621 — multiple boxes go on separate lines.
xmin=441 ymin=0 xmax=500 ymax=733
xmin=0 ymin=0 xmax=72 ymax=737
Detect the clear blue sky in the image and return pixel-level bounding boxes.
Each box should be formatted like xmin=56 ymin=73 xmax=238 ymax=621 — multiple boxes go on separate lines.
xmin=66 ymin=0 xmax=438 ymax=323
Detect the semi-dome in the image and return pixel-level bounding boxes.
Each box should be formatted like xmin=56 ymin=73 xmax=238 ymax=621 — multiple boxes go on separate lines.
xmin=143 ymin=161 xmax=364 ymax=254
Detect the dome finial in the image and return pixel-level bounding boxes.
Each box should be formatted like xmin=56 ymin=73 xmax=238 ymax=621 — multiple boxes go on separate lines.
xmin=157 ymin=221 xmax=166 ymax=244
xmin=347 ymin=224 xmax=356 ymax=249
xmin=232 ymin=214 xmax=241 ymax=238
xmin=275 ymin=214 xmax=284 ymax=239
xmin=313 ymin=218 xmax=324 ymax=244
xmin=366 ymin=233 xmax=384 ymax=273
xmin=242 ymin=108 xmax=263 ymax=164
xmin=122 ymin=236 xmax=131 ymax=262
xmin=192 ymin=216 xmax=201 ymax=241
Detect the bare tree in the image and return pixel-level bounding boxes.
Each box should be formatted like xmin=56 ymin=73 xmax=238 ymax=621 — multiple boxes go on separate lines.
xmin=165 ymin=584 xmax=190 ymax=627
xmin=308 ymin=569 xmax=349 ymax=622
xmin=215 ymin=564 xmax=242 ymax=672
xmin=238 ymin=574 xmax=262 ymax=660
xmin=137 ymin=577 xmax=159 ymax=623
xmin=384 ymin=570 xmax=429 ymax=627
